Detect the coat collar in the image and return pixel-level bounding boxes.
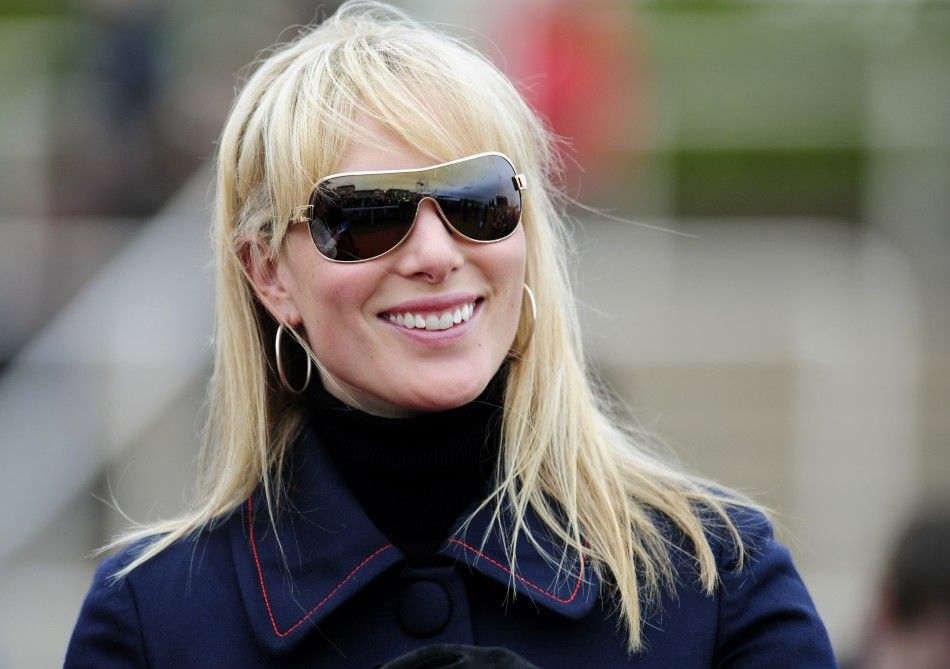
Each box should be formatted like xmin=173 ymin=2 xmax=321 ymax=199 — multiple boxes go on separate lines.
xmin=229 ymin=427 xmax=600 ymax=655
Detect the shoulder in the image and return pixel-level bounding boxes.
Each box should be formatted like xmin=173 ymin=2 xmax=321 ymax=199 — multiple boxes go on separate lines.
xmin=106 ymin=513 xmax=237 ymax=597
xmin=704 ymin=504 xmax=839 ymax=667
xmin=708 ymin=502 xmax=775 ymax=570
xmin=65 ymin=514 xmax=239 ymax=668
xmin=651 ymin=496 xmax=776 ymax=581
xmin=65 ymin=541 xmax=154 ymax=668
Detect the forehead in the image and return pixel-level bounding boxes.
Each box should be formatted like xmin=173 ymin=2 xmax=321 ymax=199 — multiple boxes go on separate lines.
xmin=334 ymin=113 xmax=439 ymax=175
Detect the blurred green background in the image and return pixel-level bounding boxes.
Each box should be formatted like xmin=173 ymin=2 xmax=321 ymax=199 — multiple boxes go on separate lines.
xmin=1 ymin=1 xmax=948 ymax=666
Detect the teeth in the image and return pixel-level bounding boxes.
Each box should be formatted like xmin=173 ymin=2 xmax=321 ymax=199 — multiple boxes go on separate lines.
xmin=386 ymin=301 xmax=477 ymax=332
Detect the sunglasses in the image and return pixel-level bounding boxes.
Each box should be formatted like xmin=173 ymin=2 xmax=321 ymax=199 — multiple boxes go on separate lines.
xmin=292 ymin=152 xmax=527 ymax=262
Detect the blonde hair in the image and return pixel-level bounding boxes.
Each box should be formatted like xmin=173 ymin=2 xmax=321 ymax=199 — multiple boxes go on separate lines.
xmin=108 ymin=1 xmax=757 ymax=652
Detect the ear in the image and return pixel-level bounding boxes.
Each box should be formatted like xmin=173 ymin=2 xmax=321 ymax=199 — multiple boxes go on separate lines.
xmin=238 ymin=237 xmax=301 ymax=327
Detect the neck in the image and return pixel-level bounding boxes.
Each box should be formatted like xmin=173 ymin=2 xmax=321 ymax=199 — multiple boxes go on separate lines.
xmin=304 ymin=364 xmax=508 ymax=561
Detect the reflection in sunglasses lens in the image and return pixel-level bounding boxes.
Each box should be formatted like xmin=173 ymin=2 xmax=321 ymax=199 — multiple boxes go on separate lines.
xmin=307 ymin=154 xmax=522 ymax=261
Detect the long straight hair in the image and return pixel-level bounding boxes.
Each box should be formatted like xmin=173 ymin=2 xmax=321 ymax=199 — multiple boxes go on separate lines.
xmin=107 ymin=1 xmax=756 ymax=651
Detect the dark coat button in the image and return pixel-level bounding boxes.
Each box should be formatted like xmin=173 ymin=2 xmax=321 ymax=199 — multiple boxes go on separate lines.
xmin=396 ymin=580 xmax=451 ymax=637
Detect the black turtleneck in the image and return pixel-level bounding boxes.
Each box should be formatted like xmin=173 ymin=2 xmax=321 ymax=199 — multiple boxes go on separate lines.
xmin=305 ymin=366 xmax=507 ymax=563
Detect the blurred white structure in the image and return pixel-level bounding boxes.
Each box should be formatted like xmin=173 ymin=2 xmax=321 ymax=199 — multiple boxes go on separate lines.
xmin=0 ymin=173 xmax=212 ymax=667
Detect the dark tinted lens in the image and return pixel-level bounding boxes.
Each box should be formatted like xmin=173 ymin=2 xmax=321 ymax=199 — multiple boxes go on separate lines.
xmin=309 ymin=177 xmax=419 ymax=261
xmin=429 ymin=155 xmax=521 ymax=242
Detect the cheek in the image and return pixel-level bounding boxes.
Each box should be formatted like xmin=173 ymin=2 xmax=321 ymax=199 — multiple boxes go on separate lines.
xmin=480 ymin=231 xmax=528 ymax=339
xmin=293 ymin=262 xmax=381 ymax=346
xmin=493 ymin=230 xmax=528 ymax=299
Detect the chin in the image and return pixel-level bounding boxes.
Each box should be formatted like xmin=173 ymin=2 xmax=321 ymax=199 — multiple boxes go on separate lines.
xmin=398 ymin=374 xmax=492 ymax=414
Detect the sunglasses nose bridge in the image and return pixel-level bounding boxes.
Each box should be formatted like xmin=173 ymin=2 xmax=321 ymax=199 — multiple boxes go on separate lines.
xmin=391 ymin=196 xmax=465 ymax=281
xmin=414 ymin=196 xmax=457 ymax=237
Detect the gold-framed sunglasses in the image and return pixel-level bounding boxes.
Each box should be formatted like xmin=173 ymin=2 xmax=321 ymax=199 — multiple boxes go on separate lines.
xmin=291 ymin=152 xmax=527 ymax=262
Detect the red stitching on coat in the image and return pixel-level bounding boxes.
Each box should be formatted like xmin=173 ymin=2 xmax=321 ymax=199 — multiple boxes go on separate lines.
xmin=448 ymin=538 xmax=584 ymax=604
xmin=246 ymin=497 xmax=393 ymax=638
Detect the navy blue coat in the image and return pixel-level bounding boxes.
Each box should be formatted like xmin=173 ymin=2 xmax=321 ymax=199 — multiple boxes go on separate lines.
xmin=66 ymin=429 xmax=837 ymax=667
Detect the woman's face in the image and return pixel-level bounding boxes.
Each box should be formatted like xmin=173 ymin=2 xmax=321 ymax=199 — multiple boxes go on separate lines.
xmin=263 ymin=117 xmax=527 ymax=416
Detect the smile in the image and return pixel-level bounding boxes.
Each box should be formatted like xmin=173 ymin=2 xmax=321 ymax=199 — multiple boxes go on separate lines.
xmin=385 ymin=301 xmax=476 ymax=331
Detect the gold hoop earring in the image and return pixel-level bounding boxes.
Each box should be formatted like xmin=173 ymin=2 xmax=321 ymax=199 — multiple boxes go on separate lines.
xmin=509 ymin=283 xmax=537 ymax=359
xmin=275 ymin=323 xmax=312 ymax=394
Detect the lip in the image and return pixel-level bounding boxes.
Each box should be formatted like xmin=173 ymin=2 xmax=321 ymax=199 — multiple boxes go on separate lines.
xmin=379 ymin=298 xmax=483 ymax=348
xmin=379 ymin=292 xmax=480 ymax=316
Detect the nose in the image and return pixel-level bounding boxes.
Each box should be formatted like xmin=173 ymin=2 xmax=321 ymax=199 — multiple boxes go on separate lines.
xmin=392 ymin=198 xmax=464 ymax=283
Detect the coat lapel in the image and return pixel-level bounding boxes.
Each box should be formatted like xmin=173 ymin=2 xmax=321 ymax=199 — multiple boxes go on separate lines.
xmin=440 ymin=500 xmax=600 ymax=621
xmin=230 ymin=428 xmax=601 ymax=655
xmin=229 ymin=432 xmax=404 ymax=655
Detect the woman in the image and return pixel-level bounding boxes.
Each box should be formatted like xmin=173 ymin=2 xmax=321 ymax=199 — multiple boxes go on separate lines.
xmin=66 ymin=2 xmax=836 ymax=667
